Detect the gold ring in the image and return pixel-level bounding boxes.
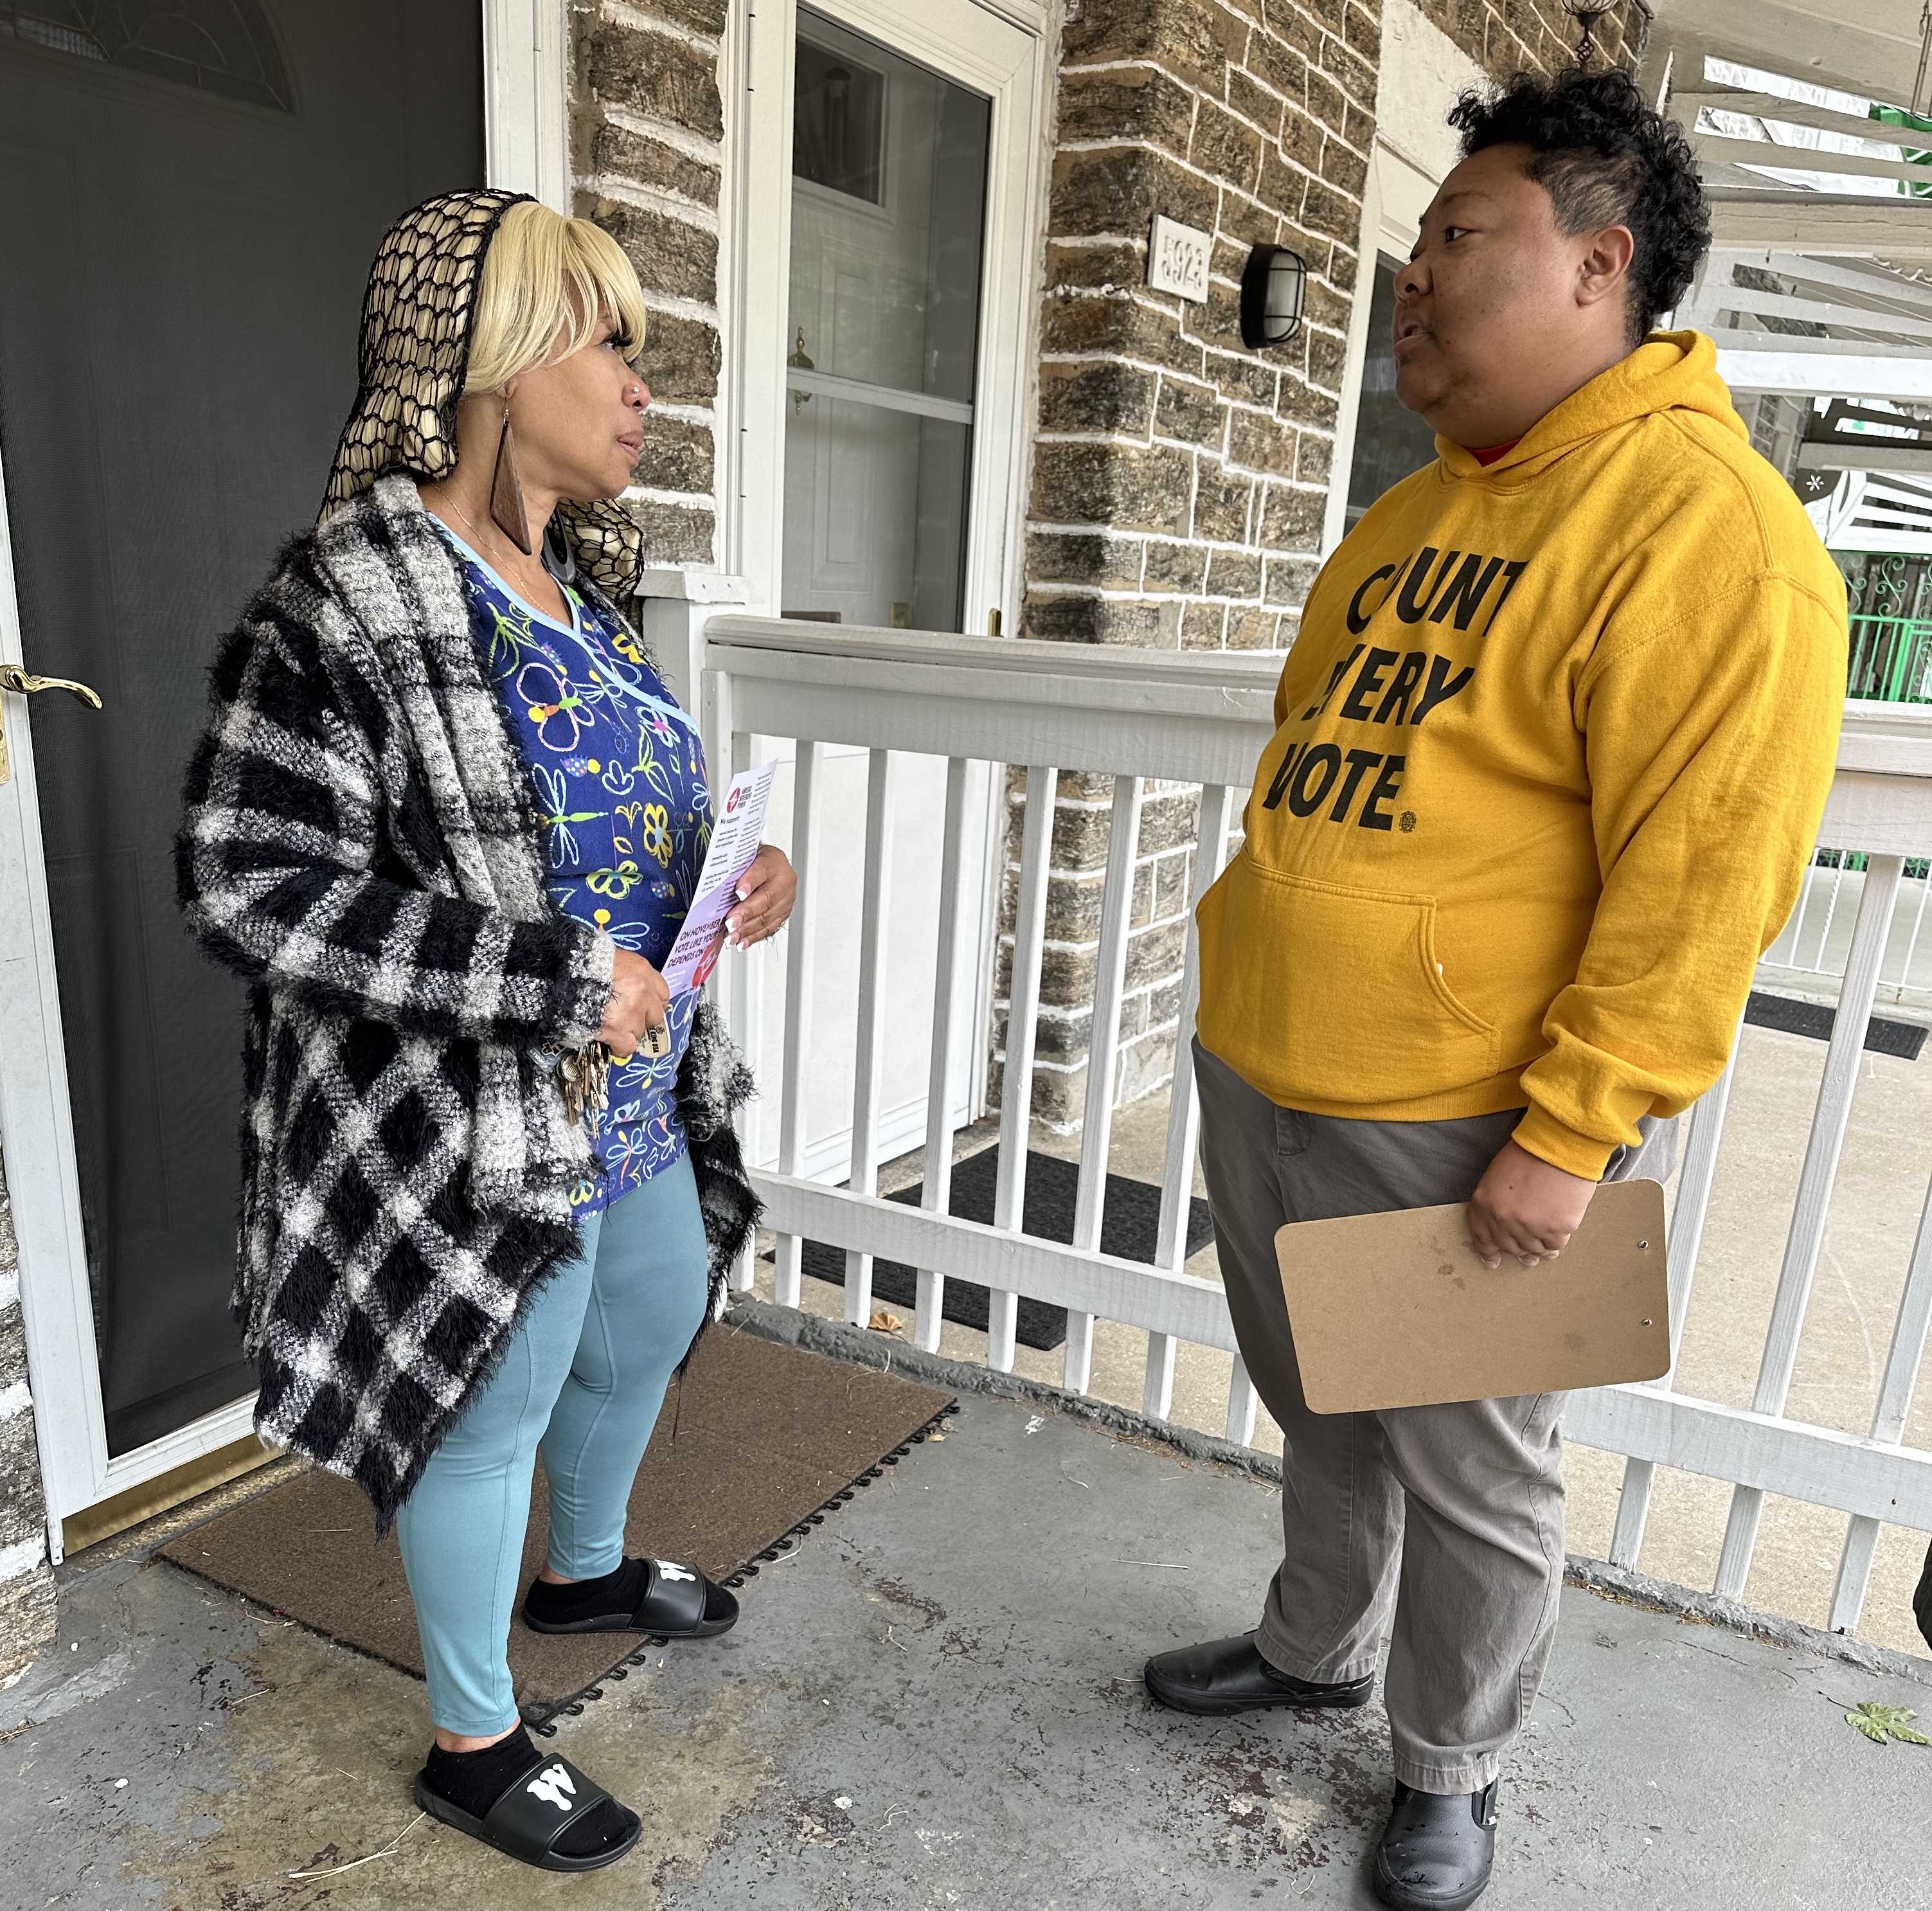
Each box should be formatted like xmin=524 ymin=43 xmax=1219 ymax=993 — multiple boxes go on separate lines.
xmin=642 ymin=1023 xmax=670 ymax=1059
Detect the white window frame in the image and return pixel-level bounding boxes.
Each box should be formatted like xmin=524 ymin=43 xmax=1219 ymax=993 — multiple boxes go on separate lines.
xmin=0 ymin=0 xmax=567 ymax=1556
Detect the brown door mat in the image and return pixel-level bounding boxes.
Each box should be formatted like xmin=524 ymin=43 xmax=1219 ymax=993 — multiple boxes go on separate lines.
xmin=157 ymin=1325 xmax=953 ymax=1727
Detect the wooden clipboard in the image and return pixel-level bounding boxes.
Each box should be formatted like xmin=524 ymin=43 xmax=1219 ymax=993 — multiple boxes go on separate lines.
xmin=1275 ymin=1178 xmax=1670 ymax=1413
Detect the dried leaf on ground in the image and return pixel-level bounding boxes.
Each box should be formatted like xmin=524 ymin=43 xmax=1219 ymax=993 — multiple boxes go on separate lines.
xmin=1845 ymin=1703 xmax=1931 ymax=1746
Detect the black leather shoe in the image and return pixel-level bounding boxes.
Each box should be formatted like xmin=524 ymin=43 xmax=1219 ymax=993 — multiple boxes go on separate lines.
xmin=1142 ymin=1633 xmax=1375 ymax=1716
xmin=1372 ymin=1779 xmax=1499 ymax=1910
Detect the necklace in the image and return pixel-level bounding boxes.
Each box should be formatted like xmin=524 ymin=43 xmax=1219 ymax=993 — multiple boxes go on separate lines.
xmin=434 ymin=489 xmax=561 ymax=612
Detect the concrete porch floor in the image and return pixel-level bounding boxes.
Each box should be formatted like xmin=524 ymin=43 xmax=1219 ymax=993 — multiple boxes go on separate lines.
xmin=8 ymin=1366 xmax=1932 ymax=1911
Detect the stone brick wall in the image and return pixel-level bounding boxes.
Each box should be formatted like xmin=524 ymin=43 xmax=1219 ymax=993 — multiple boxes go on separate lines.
xmin=994 ymin=0 xmax=1382 ymax=1125
xmin=571 ymin=0 xmax=728 ymax=568
xmin=1023 ymin=0 xmax=1379 ymax=659
xmin=1409 ymin=0 xmax=1647 ymax=82
xmin=0 ymin=1158 xmax=57 ymax=1682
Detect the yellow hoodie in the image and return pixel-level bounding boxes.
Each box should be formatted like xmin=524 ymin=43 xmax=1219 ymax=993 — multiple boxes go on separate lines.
xmin=1195 ymin=332 xmax=1847 ymax=1179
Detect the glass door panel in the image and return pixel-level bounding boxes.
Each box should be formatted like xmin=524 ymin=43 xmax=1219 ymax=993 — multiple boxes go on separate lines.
xmin=782 ymin=7 xmax=989 ymax=631
xmin=1345 ymin=256 xmax=1440 ymax=533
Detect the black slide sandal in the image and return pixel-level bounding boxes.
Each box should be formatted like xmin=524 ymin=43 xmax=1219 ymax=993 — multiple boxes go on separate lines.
xmin=523 ymin=1557 xmax=738 ymax=1640
xmin=414 ymin=1752 xmax=641 ymax=1872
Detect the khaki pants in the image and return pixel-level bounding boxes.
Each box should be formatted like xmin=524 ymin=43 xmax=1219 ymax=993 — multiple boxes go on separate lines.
xmin=1192 ymin=1038 xmax=1674 ymax=1795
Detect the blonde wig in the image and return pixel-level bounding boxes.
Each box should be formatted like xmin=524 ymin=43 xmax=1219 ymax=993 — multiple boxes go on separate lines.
xmin=463 ymin=200 xmax=648 ymax=395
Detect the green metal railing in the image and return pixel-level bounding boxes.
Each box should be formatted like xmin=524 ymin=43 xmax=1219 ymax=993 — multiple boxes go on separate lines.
xmin=1847 ymin=614 xmax=1932 ymax=703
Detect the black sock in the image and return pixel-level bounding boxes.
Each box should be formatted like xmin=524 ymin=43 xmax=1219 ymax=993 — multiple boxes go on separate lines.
xmin=524 ymin=1558 xmax=648 ymax=1622
xmin=421 ymin=1725 xmax=636 ymax=1859
xmin=422 ymin=1726 xmax=542 ymax=1821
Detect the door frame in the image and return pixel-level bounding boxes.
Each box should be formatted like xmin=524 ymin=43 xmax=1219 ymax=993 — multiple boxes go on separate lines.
xmin=724 ymin=0 xmax=1044 ymax=634
xmin=1323 ymin=141 xmax=1449 ymax=557
xmin=0 ymin=0 xmax=568 ymax=1556
xmin=719 ymin=0 xmax=1048 ymax=1174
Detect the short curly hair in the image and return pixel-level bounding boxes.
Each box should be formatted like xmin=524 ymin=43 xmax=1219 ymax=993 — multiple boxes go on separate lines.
xmin=1448 ymin=66 xmax=1710 ymax=345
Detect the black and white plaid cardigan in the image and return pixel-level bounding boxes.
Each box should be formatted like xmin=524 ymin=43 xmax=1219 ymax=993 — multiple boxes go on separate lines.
xmin=177 ymin=474 xmax=758 ymax=1527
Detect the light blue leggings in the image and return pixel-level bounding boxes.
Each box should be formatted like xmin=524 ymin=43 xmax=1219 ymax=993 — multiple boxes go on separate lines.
xmin=395 ymin=1153 xmax=710 ymax=1736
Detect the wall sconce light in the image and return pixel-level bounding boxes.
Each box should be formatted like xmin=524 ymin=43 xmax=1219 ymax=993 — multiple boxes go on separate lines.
xmin=1559 ymin=0 xmax=1619 ymax=63
xmin=1240 ymin=244 xmax=1306 ymax=350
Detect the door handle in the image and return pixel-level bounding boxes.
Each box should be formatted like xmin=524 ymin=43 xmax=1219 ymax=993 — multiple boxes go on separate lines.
xmin=0 ymin=663 xmax=102 ymax=706
xmin=0 ymin=661 xmax=103 ymax=785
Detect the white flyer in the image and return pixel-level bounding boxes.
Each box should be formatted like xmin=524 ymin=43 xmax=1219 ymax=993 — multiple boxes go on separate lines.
xmin=661 ymin=760 xmax=777 ymax=995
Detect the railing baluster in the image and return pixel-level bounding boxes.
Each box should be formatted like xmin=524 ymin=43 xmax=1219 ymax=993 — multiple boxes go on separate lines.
xmin=1061 ymin=1320 xmax=1096 ymax=1400
xmin=773 ymin=740 xmax=821 ymax=1311
xmin=1665 ymin=1041 xmax=1739 ymax=1376
xmin=990 ymin=764 xmax=1058 ymax=1373
xmin=1716 ymin=853 xmax=1906 ymax=1599
xmin=1154 ymin=784 xmax=1234 ymax=1270
xmin=724 ymin=725 xmax=759 ymax=1292
xmin=1896 ymin=868 xmax=1930 ymax=1000
xmin=1065 ymin=774 xmax=1143 ymax=1395
xmin=1143 ymin=1333 xmax=1178 ymax=1420
xmin=1770 ymin=847 xmax=1816 ymax=969
xmin=1607 ymin=1032 xmax=1739 ymax=1568
xmin=915 ymin=757 xmax=972 ymax=1354
xmin=843 ymin=748 xmax=895 ymax=1329
xmin=1811 ymin=859 xmax=1847 ymax=971
xmin=1829 ymin=1165 xmax=1932 ymax=1633
xmin=1144 ymin=784 xmax=1234 ymax=1421
xmin=1225 ymin=1354 xmax=1259 ymax=1446
xmin=698 ymin=658 xmax=754 ymax=1289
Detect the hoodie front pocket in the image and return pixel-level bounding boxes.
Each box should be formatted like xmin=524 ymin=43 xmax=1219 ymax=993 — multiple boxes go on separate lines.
xmin=1196 ymin=852 xmax=1499 ymax=1106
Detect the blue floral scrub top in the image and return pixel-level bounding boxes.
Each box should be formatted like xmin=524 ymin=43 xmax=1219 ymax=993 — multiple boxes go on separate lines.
xmin=439 ymin=525 xmax=711 ymax=1216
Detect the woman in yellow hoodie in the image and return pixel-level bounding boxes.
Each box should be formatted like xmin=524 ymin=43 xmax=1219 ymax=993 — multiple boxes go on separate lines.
xmin=1143 ymin=67 xmax=1845 ymax=1911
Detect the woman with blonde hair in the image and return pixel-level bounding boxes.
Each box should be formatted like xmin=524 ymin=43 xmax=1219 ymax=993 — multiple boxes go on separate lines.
xmin=177 ymin=191 xmax=794 ymax=1872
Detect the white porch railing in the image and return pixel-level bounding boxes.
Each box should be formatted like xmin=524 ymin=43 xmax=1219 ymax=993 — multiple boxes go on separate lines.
xmin=701 ymin=624 xmax=1932 ymax=1642
xmin=1756 ymin=699 xmax=1932 ymax=1015
xmin=1591 ymin=698 xmax=1932 ymax=1635
xmin=1758 ymin=849 xmax=1932 ymax=1013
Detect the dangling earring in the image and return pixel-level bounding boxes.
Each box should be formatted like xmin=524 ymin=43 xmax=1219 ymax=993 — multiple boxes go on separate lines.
xmin=490 ymin=400 xmax=533 ymax=554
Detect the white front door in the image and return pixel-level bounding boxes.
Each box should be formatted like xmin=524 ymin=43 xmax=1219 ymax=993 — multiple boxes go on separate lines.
xmin=722 ymin=0 xmax=1045 ymax=1180
xmin=0 ymin=0 xmax=563 ymax=1548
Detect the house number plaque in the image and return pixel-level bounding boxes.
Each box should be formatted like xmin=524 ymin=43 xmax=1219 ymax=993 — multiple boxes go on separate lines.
xmin=1147 ymin=215 xmax=1210 ymax=303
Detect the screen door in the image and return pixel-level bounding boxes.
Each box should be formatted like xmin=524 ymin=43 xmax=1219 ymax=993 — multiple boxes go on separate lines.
xmin=0 ymin=1 xmax=483 ymax=1457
